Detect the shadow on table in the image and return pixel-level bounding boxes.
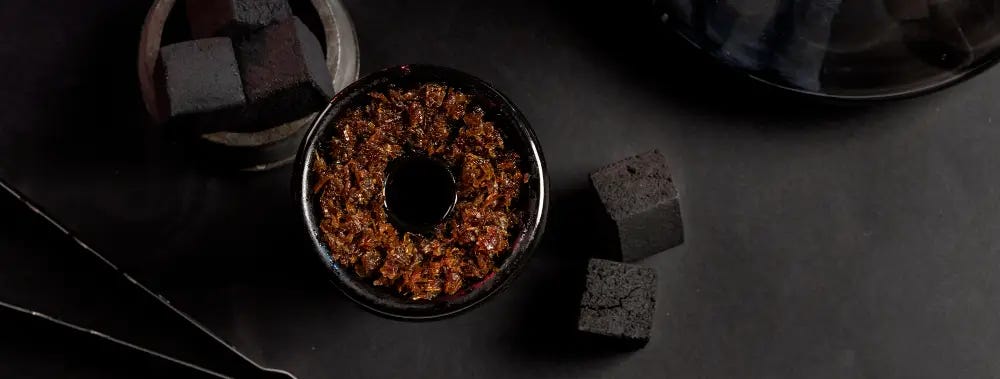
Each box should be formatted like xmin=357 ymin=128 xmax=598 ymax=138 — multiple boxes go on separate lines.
xmin=503 ymin=184 xmax=632 ymax=364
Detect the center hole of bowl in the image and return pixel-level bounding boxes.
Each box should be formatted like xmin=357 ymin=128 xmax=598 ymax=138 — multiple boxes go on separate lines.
xmin=384 ymin=155 xmax=457 ymax=233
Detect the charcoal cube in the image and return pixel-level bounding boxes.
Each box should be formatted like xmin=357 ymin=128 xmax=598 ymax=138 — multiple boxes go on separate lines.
xmin=156 ymin=37 xmax=246 ymax=127
xmin=235 ymin=16 xmax=334 ymax=131
xmin=590 ymin=150 xmax=683 ymax=262
xmin=186 ymin=0 xmax=292 ymax=38
xmin=577 ymin=258 xmax=657 ymax=349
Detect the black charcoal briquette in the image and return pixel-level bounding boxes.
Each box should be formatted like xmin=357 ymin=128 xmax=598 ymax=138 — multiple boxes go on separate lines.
xmin=156 ymin=37 xmax=245 ymax=129
xmin=590 ymin=150 xmax=684 ymax=262
xmin=186 ymin=0 xmax=292 ymax=38
xmin=235 ymin=16 xmax=334 ymax=131
xmin=577 ymin=258 xmax=657 ymax=349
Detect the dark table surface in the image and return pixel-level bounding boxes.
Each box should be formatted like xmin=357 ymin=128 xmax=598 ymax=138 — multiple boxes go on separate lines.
xmin=3 ymin=0 xmax=1000 ymax=378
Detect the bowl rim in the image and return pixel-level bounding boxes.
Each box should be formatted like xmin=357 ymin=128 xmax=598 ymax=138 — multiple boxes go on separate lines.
xmin=292 ymin=64 xmax=549 ymax=321
xmin=662 ymin=13 xmax=1000 ymax=102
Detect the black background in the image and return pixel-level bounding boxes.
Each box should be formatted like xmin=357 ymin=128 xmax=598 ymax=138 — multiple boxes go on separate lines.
xmin=2 ymin=0 xmax=1000 ymax=378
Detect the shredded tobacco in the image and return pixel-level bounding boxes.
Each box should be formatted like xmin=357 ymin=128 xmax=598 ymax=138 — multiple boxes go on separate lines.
xmin=311 ymin=83 xmax=526 ymax=300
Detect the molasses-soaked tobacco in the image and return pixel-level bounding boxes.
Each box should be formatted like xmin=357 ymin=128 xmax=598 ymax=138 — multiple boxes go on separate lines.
xmin=312 ymin=83 xmax=526 ymax=300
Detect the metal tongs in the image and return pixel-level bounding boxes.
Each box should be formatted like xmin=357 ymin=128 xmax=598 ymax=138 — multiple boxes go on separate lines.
xmin=0 ymin=179 xmax=295 ymax=378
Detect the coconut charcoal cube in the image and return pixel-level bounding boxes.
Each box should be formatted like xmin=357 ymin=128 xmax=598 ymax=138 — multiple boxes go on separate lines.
xmin=157 ymin=37 xmax=246 ymax=128
xmin=186 ymin=0 xmax=292 ymax=38
xmin=577 ymin=258 xmax=656 ymax=349
xmin=590 ymin=150 xmax=683 ymax=262
xmin=235 ymin=16 xmax=334 ymax=131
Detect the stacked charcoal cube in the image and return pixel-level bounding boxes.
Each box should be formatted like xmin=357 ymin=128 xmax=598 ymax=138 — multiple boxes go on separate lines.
xmin=156 ymin=0 xmax=333 ymax=167
xmin=578 ymin=150 xmax=684 ymax=349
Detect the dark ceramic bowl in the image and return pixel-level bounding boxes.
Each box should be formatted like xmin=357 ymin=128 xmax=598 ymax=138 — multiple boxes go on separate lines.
xmin=293 ymin=64 xmax=549 ymax=320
